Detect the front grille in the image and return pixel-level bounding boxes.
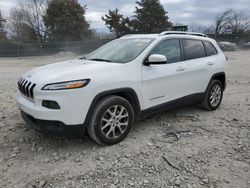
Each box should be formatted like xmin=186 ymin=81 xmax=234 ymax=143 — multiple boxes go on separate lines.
xmin=18 ymin=78 xmax=36 ymax=99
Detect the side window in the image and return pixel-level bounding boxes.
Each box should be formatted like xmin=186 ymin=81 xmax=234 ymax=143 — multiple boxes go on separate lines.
xmin=150 ymin=39 xmax=181 ymax=64
xmin=204 ymin=41 xmax=218 ymax=56
xmin=182 ymin=39 xmax=206 ymax=60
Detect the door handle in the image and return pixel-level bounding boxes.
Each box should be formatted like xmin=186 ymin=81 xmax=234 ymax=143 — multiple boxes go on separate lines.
xmin=176 ymin=67 xmax=185 ymax=71
xmin=207 ymin=61 xmax=214 ymax=66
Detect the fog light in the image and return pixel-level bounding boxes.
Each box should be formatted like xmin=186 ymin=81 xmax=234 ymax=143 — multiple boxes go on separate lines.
xmin=42 ymin=100 xmax=60 ymax=109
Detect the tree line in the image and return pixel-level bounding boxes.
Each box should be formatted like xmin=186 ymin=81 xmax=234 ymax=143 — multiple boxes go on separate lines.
xmin=0 ymin=0 xmax=172 ymax=43
xmin=102 ymin=0 xmax=172 ymax=38
xmin=0 ymin=0 xmax=92 ymax=43
xmin=0 ymin=0 xmax=249 ymax=43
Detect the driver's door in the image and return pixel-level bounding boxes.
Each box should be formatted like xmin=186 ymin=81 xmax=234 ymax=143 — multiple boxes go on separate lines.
xmin=142 ymin=39 xmax=188 ymax=109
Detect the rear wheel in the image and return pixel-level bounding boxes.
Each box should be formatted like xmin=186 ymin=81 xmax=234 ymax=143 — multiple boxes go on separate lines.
xmin=201 ymin=80 xmax=223 ymax=111
xmin=87 ymin=96 xmax=134 ymax=145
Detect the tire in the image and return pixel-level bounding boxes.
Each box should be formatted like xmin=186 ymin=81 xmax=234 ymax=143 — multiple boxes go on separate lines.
xmin=87 ymin=95 xmax=134 ymax=145
xmin=201 ymin=79 xmax=223 ymax=111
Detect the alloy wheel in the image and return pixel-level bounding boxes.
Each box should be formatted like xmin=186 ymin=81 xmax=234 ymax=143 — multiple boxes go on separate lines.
xmin=210 ymin=84 xmax=222 ymax=107
xmin=101 ymin=105 xmax=129 ymax=139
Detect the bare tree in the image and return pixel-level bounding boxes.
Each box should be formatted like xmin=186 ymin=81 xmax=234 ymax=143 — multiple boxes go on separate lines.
xmin=228 ymin=12 xmax=250 ymax=34
xmin=215 ymin=9 xmax=233 ymax=35
xmin=18 ymin=0 xmax=49 ymax=43
xmin=215 ymin=9 xmax=250 ymax=36
xmin=8 ymin=7 xmax=24 ymax=42
xmin=0 ymin=10 xmax=7 ymax=42
xmin=8 ymin=7 xmax=38 ymax=42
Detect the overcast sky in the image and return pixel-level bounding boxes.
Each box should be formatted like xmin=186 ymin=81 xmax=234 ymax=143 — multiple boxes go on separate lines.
xmin=0 ymin=0 xmax=249 ymax=32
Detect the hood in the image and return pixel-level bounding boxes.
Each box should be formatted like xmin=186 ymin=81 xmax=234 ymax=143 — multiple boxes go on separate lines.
xmin=22 ymin=59 xmax=122 ymax=84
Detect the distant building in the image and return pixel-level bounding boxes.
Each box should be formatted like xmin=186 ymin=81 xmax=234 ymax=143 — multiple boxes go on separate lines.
xmin=171 ymin=25 xmax=188 ymax=32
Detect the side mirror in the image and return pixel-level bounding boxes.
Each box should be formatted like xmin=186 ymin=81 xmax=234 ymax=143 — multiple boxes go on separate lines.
xmin=144 ymin=54 xmax=167 ymax=66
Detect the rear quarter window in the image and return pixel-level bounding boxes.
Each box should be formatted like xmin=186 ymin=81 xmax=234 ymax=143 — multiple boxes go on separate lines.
xmin=204 ymin=41 xmax=218 ymax=56
xmin=182 ymin=39 xmax=206 ymax=60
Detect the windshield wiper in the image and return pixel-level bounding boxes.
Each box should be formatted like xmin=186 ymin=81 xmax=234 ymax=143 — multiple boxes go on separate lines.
xmin=89 ymin=58 xmax=112 ymax=62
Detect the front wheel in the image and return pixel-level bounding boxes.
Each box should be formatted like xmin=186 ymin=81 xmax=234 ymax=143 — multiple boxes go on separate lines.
xmin=201 ymin=80 xmax=223 ymax=111
xmin=87 ymin=96 xmax=134 ymax=145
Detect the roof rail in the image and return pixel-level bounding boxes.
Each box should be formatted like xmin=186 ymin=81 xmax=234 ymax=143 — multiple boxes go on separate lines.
xmin=120 ymin=34 xmax=143 ymax=38
xmin=121 ymin=34 xmax=135 ymax=38
xmin=159 ymin=31 xmax=208 ymax=38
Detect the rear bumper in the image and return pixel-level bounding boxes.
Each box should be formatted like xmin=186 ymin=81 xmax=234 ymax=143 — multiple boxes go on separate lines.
xmin=21 ymin=110 xmax=85 ymax=136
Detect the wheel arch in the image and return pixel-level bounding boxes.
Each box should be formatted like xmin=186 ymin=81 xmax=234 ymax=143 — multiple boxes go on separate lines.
xmin=209 ymin=72 xmax=226 ymax=90
xmin=84 ymin=88 xmax=141 ymax=126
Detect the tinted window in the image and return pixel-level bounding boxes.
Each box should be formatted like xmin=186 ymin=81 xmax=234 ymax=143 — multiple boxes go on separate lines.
xmin=204 ymin=41 xmax=218 ymax=56
xmin=150 ymin=39 xmax=181 ymax=64
xmin=183 ymin=39 xmax=206 ymax=60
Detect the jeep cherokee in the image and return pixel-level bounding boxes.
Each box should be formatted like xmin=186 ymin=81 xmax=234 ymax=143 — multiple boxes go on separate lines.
xmin=17 ymin=31 xmax=227 ymax=145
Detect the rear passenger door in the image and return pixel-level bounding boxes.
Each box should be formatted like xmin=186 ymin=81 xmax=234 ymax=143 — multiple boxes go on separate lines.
xmin=181 ymin=39 xmax=212 ymax=94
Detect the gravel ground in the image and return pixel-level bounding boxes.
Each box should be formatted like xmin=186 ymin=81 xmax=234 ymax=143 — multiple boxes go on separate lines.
xmin=0 ymin=50 xmax=249 ymax=188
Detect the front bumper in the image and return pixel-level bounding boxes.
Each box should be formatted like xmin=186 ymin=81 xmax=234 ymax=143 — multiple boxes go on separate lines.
xmin=17 ymin=88 xmax=92 ymax=125
xmin=21 ymin=110 xmax=85 ymax=136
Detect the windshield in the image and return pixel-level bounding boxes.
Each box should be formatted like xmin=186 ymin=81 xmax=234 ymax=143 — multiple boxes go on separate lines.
xmin=86 ymin=38 xmax=154 ymax=63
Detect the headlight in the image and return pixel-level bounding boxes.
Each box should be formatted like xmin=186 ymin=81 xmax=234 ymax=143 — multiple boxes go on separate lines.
xmin=42 ymin=79 xmax=90 ymax=90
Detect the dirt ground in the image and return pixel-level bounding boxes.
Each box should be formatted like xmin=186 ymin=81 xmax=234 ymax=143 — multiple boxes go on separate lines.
xmin=0 ymin=50 xmax=249 ymax=188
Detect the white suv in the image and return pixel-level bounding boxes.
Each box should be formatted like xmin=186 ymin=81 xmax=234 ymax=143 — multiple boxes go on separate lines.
xmin=17 ymin=31 xmax=227 ymax=145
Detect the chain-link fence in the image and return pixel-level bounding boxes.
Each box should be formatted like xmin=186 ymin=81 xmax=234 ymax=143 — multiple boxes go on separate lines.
xmin=0 ymin=39 xmax=112 ymax=57
xmin=1 ymin=34 xmax=249 ymax=57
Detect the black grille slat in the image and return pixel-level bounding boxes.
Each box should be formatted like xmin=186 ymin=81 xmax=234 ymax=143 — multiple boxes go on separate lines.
xmin=18 ymin=79 xmax=22 ymax=85
xmin=19 ymin=79 xmax=25 ymax=93
xmin=20 ymin=80 xmax=25 ymax=94
xmin=22 ymin=81 xmax=28 ymax=95
xmin=21 ymin=80 xmax=27 ymax=94
xmin=26 ymin=82 xmax=31 ymax=98
xmin=18 ymin=79 xmax=23 ymax=92
xmin=30 ymin=84 xmax=36 ymax=99
xmin=18 ymin=78 xmax=36 ymax=100
xmin=19 ymin=79 xmax=24 ymax=95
